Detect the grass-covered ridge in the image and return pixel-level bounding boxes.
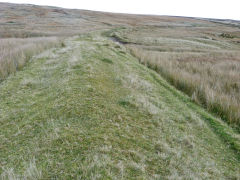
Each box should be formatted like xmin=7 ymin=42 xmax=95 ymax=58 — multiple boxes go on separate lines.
xmin=0 ymin=32 xmax=239 ymax=179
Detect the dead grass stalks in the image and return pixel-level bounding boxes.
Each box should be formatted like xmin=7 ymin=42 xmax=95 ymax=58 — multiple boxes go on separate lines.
xmin=130 ymin=47 xmax=240 ymax=129
xmin=0 ymin=37 xmax=60 ymax=80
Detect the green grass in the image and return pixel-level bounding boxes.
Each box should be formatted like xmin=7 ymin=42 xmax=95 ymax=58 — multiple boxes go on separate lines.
xmin=101 ymin=58 xmax=113 ymax=64
xmin=0 ymin=32 xmax=239 ymax=179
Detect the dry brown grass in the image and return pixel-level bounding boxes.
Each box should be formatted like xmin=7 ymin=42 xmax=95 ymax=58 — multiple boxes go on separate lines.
xmin=129 ymin=46 xmax=240 ymax=129
xmin=0 ymin=37 xmax=60 ymax=80
xmin=116 ymin=22 xmax=240 ymax=129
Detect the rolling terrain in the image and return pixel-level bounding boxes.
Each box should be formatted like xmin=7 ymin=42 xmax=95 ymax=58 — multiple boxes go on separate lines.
xmin=0 ymin=2 xmax=240 ymax=179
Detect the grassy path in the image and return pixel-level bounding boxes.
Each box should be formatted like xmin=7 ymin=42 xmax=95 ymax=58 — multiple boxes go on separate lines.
xmin=0 ymin=32 xmax=239 ymax=179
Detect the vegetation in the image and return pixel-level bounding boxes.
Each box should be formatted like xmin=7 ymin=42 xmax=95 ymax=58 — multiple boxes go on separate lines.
xmin=130 ymin=47 xmax=240 ymax=129
xmin=0 ymin=32 xmax=239 ymax=179
xmin=220 ymin=33 xmax=235 ymax=38
xmin=0 ymin=37 xmax=60 ymax=80
xmin=1 ymin=2 xmax=240 ymax=179
xmin=111 ymin=26 xmax=240 ymax=130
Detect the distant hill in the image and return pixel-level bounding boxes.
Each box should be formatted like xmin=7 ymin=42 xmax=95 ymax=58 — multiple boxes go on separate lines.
xmin=2 ymin=2 xmax=238 ymax=38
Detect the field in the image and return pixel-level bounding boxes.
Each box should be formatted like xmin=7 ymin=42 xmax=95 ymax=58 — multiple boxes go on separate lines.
xmin=0 ymin=2 xmax=240 ymax=179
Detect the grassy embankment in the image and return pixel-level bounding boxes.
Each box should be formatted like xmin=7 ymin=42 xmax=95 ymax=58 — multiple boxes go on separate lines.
xmin=0 ymin=32 xmax=239 ymax=179
xmin=108 ymin=27 xmax=240 ymax=130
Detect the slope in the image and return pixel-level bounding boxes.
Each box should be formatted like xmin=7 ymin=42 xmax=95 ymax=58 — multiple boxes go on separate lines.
xmin=2 ymin=2 xmax=240 ymax=38
xmin=0 ymin=31 xmax=239 ymax=179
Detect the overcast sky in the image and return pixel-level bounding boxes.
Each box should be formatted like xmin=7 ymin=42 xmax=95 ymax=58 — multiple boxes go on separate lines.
xmin=1 ymin=0 xmax=240 ymax=20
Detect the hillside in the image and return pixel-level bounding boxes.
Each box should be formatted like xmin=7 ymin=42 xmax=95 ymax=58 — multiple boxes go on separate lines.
xmin=0 ymin=2 xmax=240 ymax=179
xmin=2 ymin=2 xmax=240 ymax=38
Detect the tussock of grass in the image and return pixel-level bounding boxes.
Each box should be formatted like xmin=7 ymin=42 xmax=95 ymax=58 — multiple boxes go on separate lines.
xmin=0 ymin=37 xmax=60 ymax=80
